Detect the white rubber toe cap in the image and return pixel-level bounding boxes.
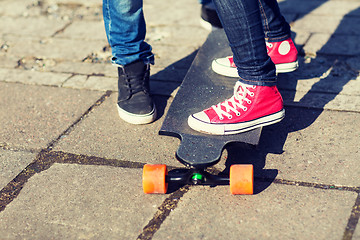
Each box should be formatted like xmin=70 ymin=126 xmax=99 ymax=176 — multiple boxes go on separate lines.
xmin=213 ymin=57 xmax=230 ymax=67
xmin=212 ymin=58 xmax=239 ymax=78
xmin=190 ymin=111 xmax=210 ymax=123
xmin=188 ymin=112 xmax=212 ymax=133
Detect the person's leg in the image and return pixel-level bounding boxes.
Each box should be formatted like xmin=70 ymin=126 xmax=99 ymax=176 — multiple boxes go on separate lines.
xmin=213 ymin=0 xmax=276 ymax=85
xmin=103 ymin=0 xmax=156 ymax=124
xmin=259 ymin=0 xmax=290 ymax=41
xmin=103 ymin=0 xmax=153 ymax=65
xmin=188 ymin=0 xmax=284 ymax=135
xmin=211 ymin=0 xmax=298 ymax=77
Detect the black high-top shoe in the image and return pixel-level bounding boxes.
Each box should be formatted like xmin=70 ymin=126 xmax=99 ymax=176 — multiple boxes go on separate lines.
xmin=117 ymin=60 xmax=156 ymax=124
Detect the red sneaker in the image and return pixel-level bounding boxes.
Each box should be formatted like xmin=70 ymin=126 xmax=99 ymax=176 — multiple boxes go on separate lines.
xmin=212 ymin=38 xmax=299 ymax=77
xmin=188 ymin=81 xmax=285 ymax=135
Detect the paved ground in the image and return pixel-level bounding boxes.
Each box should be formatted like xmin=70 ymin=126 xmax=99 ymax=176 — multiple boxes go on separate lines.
xmin=0 ymin=0 xmax=360 ymax=239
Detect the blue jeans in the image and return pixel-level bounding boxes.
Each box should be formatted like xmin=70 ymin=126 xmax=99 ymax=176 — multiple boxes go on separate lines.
xmin=103 ymin=0 xmax=153 ymax=66
xmin=212 ymin=0 xmax=291 ymax=86
xmin=259 ymin=0 xmax=291 ymax=43
xmin=103 ymin=0 xmax=212 ymax=66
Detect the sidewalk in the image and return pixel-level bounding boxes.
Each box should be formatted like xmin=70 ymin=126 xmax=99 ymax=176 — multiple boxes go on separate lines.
xmin=0 ymin=0 xmax=359 ymax=239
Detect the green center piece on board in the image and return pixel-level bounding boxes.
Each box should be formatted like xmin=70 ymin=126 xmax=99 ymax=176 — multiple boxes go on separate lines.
xmin=192 ymin=173 xmax=204 ymax=181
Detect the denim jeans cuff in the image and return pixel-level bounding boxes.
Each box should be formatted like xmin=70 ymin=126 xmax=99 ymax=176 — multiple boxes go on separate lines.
xmin=266 ymin=34 xmax=292 ymax=43
xmin=111 ymin=54 xmax=155 ymax=67
xmin=238 ymin=76 xmax=277 ymax=87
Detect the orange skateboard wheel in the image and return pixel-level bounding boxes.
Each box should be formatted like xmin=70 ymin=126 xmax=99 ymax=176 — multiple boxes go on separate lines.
xmin=229 ymin=164 xmax=254 ymax=195
xmin=143 ymin=164 xmax=168 ymax=194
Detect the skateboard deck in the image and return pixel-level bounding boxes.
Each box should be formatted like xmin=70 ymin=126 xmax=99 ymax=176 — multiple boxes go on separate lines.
xmin=160 ymin=29 xmax=262 ymax=169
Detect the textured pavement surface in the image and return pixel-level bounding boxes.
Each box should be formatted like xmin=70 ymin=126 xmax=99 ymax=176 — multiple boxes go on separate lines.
xmin=0 ymin=0 xmax=360 ymax=239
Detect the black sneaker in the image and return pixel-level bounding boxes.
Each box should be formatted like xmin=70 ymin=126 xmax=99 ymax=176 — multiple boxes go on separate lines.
xmin=117 ymin=61 xmax=156 ymax=124
xmin=200 ymin=2 xmax=222 ymax=30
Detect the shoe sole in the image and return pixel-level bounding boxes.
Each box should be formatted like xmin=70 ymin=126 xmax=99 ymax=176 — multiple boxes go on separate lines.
xmin=212 ymin=60 xmax=299 ymax=78
xmin=188 ymin=109 xmax=285 ymax=135
xmin=199 ymin=18 xmax=222 ymax=31
xmin=117 ymin=105 xmax=157 ymax=125
xmin=274 ymin=61 xmax=299 ymax=73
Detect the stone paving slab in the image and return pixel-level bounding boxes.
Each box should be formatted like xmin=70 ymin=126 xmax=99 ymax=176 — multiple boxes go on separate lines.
xmin=257 ymin=108 xmax=360 ymax=187
xmin=153 ymin=183 xmax=357 ymax=240
xmin=1 ymin=0 xmax=103 ymax=21
xmin=53 ymin=94 xmax=184 ymax=168
xmin=0 ymin=163 xmax=167 ymax=239
xmin=0 ymin=149 xmax=37 ymax=190
xmin=62 ymin=75 xmax=117 ymax=92
xmin=42 ymin=0 xmax=102 ymax=7
xmin=292 ymin=15 xmax=344 ymax=34
xmin=278 ymin=56 xmax=360 ymax=96
xmin=146 ymin=25 xmax=209 ymax=47
xmin=0 ymin=16 xmax=69 ymax=38
xmin=143 ymin=0 xmax=202 ymax=27
xmin=306 ymin=34 xmax=360 ymax=56
xmin=0 ymin=68 xmax=71 ymax=87
xmin=292 ymin=31 xmax=311 ymax=47
xmin=51 ymin=61 xmax=116 ymax=77
xmin=0 ymin=0 xmax=31 ymax=17
xmin=279 ymin=0 xmax=360 ymax=17
xmin=55 ymin=20 xmax=107 ymax=40
xmin=2 ymin=35 xmax=108 ymax=61
xmin=0 ymin=55 xmax=18 ymax=69
xmin=0 ymin=82 xmax=103 ymax=150
xmin=355 ymin=222 xmax=360 ymax=240
xmin=282 ymin=90 xmax=360 ymax=112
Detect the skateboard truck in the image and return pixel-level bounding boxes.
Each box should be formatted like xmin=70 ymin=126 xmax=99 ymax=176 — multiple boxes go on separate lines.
xmin=143 ymin=163 xmax=254 ymax=195
xmin=142 ymin=131 xmax=258 ymax=195
xmin=166 ymin=168 xmax=229 ymax=186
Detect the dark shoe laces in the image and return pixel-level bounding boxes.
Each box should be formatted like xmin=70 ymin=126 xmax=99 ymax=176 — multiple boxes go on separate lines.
xmin=123 ymin=70 xmax=149 ymax=96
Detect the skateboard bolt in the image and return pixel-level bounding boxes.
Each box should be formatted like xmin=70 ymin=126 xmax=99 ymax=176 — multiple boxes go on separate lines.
xmin=192 ymin=173 xmax=204 ymax=184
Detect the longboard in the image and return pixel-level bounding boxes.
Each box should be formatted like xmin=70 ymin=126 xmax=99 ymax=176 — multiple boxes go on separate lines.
xmin=143 ymin=30 xmax=261 ymax=195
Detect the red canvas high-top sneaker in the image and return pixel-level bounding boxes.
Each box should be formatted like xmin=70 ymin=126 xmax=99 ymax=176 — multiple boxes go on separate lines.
xmin=212 ymin=38 xmax=299 ymax=77
xmin=188 ymin=81 xmax=285 ymax=135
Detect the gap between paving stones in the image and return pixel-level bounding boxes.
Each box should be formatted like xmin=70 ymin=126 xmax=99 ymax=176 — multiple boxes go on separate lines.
xmin=47 ymin=90 xmax=112 ymax=150
xmin=0 ymin=89 xmax=113 ymax=212
xmin=0 ymin=150 xmax=144 ymax=211
xmin=51 ymin=21 xmax=73 ymax=38
xmin=0 ymin=149 xmax=359 ymax=239
xmin=1 ymin=148 xmax=359 ymax=240
xmin=343 ymin=193 xmax=360 ymax=240
xmin=137 ymin=186 xmax=191 ymax=240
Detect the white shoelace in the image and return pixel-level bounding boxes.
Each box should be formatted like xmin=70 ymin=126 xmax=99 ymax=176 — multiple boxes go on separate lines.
xmin=211 ymin=82 xmax=255 ymax=120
